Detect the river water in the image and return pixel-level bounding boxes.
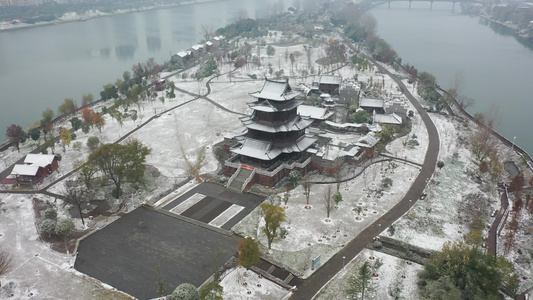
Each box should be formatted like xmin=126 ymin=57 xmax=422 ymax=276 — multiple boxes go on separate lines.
xmin=369 ymin=2 xmax=533 ymax=155
xmin=0 ymin=0 xmax=290 ymax=142
xmin=1 ymin=0 xmax=531 ymax=154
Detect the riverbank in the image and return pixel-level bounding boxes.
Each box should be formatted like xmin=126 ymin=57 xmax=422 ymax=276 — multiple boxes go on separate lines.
xmin=0 ymin=0 xmax=219 ymax=32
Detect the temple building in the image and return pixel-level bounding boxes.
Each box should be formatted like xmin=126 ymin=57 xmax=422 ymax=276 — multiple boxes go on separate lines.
xmin=224 ymin=79 xmax=317 ymax=190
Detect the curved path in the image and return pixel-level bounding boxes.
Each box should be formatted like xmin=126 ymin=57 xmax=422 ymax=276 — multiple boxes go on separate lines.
xmin=288 ymin=51 xmax=440 ymax=299
xmin=0 ymin=67 xmax=241 ymax=196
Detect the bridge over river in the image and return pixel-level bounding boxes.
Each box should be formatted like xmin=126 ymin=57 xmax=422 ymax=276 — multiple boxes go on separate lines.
xmin=380 ymin=0 xmax=479 ymax=10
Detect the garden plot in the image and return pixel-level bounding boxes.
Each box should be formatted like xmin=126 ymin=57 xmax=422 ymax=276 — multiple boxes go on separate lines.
xmin=219 ymin=266 xmax=291 ymax=300
xmin=390 ymin=114 xmax=499 ymax=252
xmin=233 ymin=161 xmax=420 ymax=278
xmin=314 ymin=248 xmax=423 ymax=300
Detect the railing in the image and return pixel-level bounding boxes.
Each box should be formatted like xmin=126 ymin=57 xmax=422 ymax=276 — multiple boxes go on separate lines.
xmin=496 ymin=187 xmax=510 ymax=238
xmin=255 ymin=157 xmax=312 ymax=177
xmin=393 ymin=57 xmax=532 ymax=173
xmin=226 ymin=164 xmax=241 ymax=188
xmin=241 ymin=169 xmax=256 ymax=192
xmin=435 ymin=87 xmax=533 ymax=173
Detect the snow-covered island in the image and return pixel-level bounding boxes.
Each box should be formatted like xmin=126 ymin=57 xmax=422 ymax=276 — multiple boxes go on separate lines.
xmin=1 ymin=10 xmax=532 ymax=300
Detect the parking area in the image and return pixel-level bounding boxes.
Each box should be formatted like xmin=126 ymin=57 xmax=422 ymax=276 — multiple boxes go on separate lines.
xmin=161 ymin=182 xmax=264 ymax=231
xmin=75 ymin=206 xmax=242 ymax=300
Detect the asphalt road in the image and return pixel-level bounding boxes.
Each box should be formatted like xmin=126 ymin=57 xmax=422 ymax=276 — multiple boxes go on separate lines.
xmin=288 ymin=54 xmax=440 ymax=300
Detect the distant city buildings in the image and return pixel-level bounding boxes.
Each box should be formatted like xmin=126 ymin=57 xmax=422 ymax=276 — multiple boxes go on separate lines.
xmin=0 ymin=0 xmax=87 ymax=6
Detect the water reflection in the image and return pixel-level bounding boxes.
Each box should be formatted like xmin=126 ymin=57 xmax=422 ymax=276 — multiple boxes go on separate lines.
xmin=147 ymin=36 xmax=161 ymax=52
xmin=100 ymin=48 xmax=111 ymax=58
xmin=479 ymin=18 xmax=533 ymax=50
xmin=115 ymin=44 xmax=136 ymax=60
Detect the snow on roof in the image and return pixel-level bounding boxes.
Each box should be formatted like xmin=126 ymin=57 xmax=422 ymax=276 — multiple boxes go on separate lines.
xmin=325 ymin=120 xmax=364 ymax=128
xmin=241 ymin=115 xmax=314 ymax=133
xmin=342 ymin=144 xmax=361 ymax=157
xmin=249 ymin=79 xmax=301 ymax=101
xmin=231 ymin=138 xmax=281 ymax=160
xmin=191 ymin=44 xmax=204 ymax=50
xmin=11 ymin=164 xmax=40 ymax=176
xmin=248 ymin=98 xmax=303 ymax=113
xmin=319 ymin=75 xmax=342 ymax=85
xmin=231 ymin=134 xmax=317 ymax=161
xmin=360 ymin=98 xmax=384 ymax=108
xmin=389 ymin=93 xmax=406 ymax=100
xmin=280 ymin=134 xmax=317 ymax=154
xmin=205 ymin=41 xmax=213 ymax=46
xmin=24 ymin=154 xmax=55 ymax=167
xmin=355 ymin=132 xmax=380 ymax=148
xmin=373 ymin=113 xmax=403 ymax=125
xmin=298 ymin=105 xmax=334 ymax=120
xmin=319 ymin=93 xmax=331 ymax=98
xmin=368 ymin=123 xmax=382 ymax=132
xmin=175 ymin=51 xmax=189 ymax=57
xmin=213 ymin=35 xmax=225 ymax=41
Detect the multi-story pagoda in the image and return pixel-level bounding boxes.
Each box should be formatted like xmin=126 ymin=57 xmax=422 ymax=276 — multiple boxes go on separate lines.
xmin=224 ymin=79 xmax=317 ymax=189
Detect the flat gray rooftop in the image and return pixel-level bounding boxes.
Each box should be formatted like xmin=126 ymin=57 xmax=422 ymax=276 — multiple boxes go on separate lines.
xmin=75 ymin=205 xmax=241 ymax=300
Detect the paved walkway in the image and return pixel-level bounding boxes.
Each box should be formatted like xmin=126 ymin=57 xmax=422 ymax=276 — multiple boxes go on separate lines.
xmin=288 ymin=44 xmax=440 ymax=299
xmin=0 ymin=67 xmax=241 ymax=196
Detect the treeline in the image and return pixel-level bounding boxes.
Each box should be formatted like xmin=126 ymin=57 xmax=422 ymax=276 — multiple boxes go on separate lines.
xmin=0 ymin=0 xmax=186 ymax=23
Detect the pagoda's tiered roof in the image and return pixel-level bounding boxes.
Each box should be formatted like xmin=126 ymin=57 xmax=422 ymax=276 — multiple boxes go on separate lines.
xmin=240 ymin=114 xmax=314 ymax=133
xmin=231 ymin=134 xmax=317 ymax=161
xmin=248 ymin=98 xmax=304 ymax=112
xmin=249 ymin=79 xmax=301 ymax=102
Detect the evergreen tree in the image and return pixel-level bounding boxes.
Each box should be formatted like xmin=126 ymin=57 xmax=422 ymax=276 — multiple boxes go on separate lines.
xmin=346 ymin=261 xmax=375 ymax=300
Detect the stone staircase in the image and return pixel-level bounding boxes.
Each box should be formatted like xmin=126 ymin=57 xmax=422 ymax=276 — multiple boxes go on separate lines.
xmin=227 ymin=168 xmax=253 ymax=192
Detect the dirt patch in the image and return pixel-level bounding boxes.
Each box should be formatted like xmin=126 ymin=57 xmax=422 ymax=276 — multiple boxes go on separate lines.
xmin=145 ymin=164 xmax=161 ymax=177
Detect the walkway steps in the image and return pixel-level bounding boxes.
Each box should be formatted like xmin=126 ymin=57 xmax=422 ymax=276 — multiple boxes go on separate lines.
xmin=227 ymin=168 xmax=253 ymax=192
xmin=284 ymin=274 xmax=294 ymax=285
xmin=267 ymin=265 xmax=275 ymax=274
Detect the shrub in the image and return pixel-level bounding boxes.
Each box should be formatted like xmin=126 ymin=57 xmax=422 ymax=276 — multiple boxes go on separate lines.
xmin=87 ymin=136 xmax=100 ymax=151
xmin=172 ymin=283 xmax=199 ymax=300
xmin=382 ymin=177 xmax=393 ymax=188
xmin=44 ymin=207 xmax=57 ymax=220
xmin=40 ymin=219 xmax=56 ymax=237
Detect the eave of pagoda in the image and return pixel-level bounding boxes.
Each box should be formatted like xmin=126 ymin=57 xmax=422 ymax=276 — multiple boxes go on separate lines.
xmin=240 ymin=115 xmax=314 ymax=133
xmin=248 ymin=98 xmax=304 ymax=112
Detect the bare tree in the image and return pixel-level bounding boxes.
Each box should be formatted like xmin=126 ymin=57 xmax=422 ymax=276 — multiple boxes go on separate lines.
xmin=301 ymin=176 xmax=312 ymax=205
xmin=64 ymin=180 xmax=87 ymax=226
xmin=200 ymin=24 xmax=214 ymax=42
xmin=335 ymin=168 xmax=343 ymax=191
xmin=182 ymin=146 xmax=207 ymax=183
xmin=470 ymin=124 xmax=497 ymax=161
xmin=303 ymin=45 xmax=313 ymax=69
xmin=0 ymin=248 xmax=13 ymax=276
xmin=361 ymin=14 xmax=377 ymax=37
xmin=233 ymin=9 xmax=248 ymax=24
xmin=324 ymin=185 xmax=333 ymax=218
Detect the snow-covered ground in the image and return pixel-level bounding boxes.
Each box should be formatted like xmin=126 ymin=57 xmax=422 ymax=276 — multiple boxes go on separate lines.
xmin=0 ymin=193 xmax=132 ymax=299
xmin=233 ymin=160 xmax=420 ymax=279
xmin=314 ymin=249 xmax=423 ymax=300
xmin=219 ymin=267 xmax=291 ymax=300
xmin=1 ymin=33 xmax=531 ymax=298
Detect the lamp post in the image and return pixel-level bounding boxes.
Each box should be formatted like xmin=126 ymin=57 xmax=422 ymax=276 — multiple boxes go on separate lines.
xmin=409 ymin=199 xmax=412 ymax=210
xmin=512 ymin=136 xmax=517 ymax=152
xmin=343 ymin=256 xmax=346 ymax=269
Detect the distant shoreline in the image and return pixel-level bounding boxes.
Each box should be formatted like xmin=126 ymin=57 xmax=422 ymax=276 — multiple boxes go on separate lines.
xmin=0 ymin=0 xmax=220 ymax=32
